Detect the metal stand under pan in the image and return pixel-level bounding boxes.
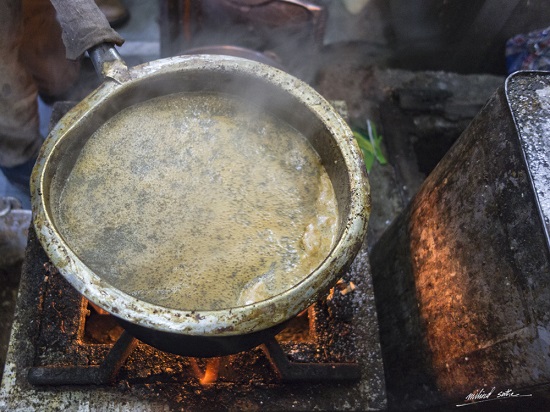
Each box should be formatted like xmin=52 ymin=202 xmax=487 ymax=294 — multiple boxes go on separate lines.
xmin=27 ymin=324 xmax=361 ymax=386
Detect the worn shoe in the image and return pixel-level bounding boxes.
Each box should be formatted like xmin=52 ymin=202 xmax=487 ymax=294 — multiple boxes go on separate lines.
xmin=95 ymin=0 xmax=130 ymax=28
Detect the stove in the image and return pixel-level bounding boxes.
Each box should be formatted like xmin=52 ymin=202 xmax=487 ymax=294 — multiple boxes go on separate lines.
xmin=0 ymin=226 xmax=386 ymax=410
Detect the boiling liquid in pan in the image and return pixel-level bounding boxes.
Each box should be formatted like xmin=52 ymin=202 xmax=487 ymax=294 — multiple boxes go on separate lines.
xmin=56 ymin=92 xmax=338 ymax=310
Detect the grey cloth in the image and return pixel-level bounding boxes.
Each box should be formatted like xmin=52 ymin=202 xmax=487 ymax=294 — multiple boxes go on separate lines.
xmin=50 ymin=0 xmax=124 ymax=60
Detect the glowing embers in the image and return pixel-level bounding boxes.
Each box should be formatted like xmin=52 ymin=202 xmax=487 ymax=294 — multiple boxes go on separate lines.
xmin=82 ymin=301 xmax=124 ymax=344
xmin=82 ymin=301 xmax=312 ymax=347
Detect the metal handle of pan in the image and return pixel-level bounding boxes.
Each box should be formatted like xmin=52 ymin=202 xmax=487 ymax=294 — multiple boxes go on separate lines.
xmin=88 ymin=44 xmax=131 ymax=84
xmin=49 ymin=0 xmax=128 ymax=82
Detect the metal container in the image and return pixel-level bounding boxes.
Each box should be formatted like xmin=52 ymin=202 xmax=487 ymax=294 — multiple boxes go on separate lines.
xmin=370 ymin=72 xmax=550 ymax=409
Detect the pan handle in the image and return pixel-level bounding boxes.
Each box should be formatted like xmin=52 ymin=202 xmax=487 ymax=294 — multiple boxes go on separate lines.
xmin=49 ymin=0 xmax=128 ymax=83
xmin=88 ymin=44 xmax=131 ymax=84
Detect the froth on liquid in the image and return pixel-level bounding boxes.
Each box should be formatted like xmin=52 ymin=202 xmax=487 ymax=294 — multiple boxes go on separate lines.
xmin=56 ymin=92 xmax=338 ymax=311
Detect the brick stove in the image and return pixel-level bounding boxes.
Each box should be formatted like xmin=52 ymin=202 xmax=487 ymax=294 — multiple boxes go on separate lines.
xmin=0 ymin=225 xmax=386 ymax=410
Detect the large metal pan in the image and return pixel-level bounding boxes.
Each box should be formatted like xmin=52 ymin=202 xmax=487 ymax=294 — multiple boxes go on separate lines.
xmin=32 ymin=1 xmax=370 ymax=357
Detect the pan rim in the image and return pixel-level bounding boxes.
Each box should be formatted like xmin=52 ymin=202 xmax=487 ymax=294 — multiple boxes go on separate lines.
xmin=31 ymin=54 xmax=370 ymax=337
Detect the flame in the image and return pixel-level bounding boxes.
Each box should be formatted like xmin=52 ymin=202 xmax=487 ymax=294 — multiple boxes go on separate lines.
xmin=190 ymin=358 xmax=221 ymax=386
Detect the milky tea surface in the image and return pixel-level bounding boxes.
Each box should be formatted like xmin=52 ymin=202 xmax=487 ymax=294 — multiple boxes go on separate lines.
xmin=57 ymin=92 xmax=338 ymax=310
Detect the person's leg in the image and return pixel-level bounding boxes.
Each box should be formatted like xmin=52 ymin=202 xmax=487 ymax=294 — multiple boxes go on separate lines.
xmin=0 ymin=0 xmax=42 ymax=185
xmin=19 ymin=0 xmax=80 ymax=100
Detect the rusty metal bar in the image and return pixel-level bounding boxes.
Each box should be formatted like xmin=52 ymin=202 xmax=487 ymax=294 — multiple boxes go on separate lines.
xmin=262 ymin=336 xmax=361 ymax=382
xmin=28 ymin=331 xmax=138 ymax=386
